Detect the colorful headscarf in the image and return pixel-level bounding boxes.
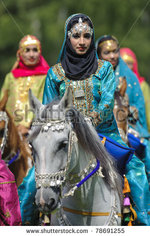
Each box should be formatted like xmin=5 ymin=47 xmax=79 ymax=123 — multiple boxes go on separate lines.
xmin=58 ymin=13 xmax=98 ymax=80
xmin=120 ymin=48 xmax=145 ymax=84
xmin=96 ymin=35 xmax=119 ymax=58
xmin=11 ymin=35 xmax=49 ymax=78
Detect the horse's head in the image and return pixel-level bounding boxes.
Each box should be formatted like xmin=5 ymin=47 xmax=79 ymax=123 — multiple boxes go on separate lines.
xmin=0 ymin=90 xmax=33 ymax=186
xmin=29 ymin=88 xmax=75 ymax=213
xmin=113 ymin=77 xmax=129 ymax=142
xmin=29 ymin=88 xmax=123 ymax=219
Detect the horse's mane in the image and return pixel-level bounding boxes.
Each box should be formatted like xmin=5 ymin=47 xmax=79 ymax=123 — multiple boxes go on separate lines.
xmin=66 ymin=107 xmax=123 ymax=199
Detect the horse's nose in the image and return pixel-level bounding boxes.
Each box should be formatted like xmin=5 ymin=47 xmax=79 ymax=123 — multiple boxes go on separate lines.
xmin=48 ymin=198 xmax=55 ymax=209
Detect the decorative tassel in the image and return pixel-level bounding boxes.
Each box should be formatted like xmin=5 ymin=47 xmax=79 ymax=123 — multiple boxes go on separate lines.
xmin=127 ymin=205 xmax=137 ymax=226
xmin=122 ymin=175 xmax=137 ymax=226
xmin=101 ymin=137 xmax=106 ymax=145
xmin=123 ymin=194 xmax=130 ymax=206
xmin=123 ymin=175 xmax=130 ymax=194
xmin=128 ymin=214 xmax=134 ymax=226
xmin=123 ymin=207 xmax=130 ymax=214
xmin=130 ymin=204 xmax=137 ymax=221
xmin=128 ymin=220 xmax=132 ymax=226
xmin=124 ymin=215 xmax=130 ymax=222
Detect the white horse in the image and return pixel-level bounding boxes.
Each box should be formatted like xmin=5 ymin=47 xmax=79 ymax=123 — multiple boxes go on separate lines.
xmin=28 ymin=88 xmax=123 ymax=226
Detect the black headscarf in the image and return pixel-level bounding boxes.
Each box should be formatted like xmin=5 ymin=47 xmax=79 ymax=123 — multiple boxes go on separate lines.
xmin=60 ymin=13 xmax=98 ymax=80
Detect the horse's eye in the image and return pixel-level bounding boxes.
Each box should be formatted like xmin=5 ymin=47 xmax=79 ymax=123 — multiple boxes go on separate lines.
xmin=58 ymin=141 xmax=68 ymax=151
xmin=0 ymin=128 xmax=4 ymax=138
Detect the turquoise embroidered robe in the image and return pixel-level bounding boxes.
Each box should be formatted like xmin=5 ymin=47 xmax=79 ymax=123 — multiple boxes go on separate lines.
xmin=42 ymin=59 xmax=150 ymax=225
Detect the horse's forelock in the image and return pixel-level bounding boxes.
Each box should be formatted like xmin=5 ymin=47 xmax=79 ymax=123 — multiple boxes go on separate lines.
xmin=41 ymin=99 xmax=61 ymax=119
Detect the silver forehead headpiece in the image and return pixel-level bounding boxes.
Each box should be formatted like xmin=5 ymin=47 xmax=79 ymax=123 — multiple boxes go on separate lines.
xmin=68 ymin=17 xmax=93 ymax=38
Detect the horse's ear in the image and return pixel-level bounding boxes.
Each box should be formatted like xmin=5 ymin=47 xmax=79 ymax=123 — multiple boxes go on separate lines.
xmin=59 ymin=87 xmax=73 ymax=109
xmin=28 ymin=89 xmax=42 ymax=111
xmin=0 ymin=90 xmax=8 ymax=111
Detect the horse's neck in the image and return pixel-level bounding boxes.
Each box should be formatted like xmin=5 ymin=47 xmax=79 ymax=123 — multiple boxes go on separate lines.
xmin=2 ymin=122 xmax=17 ymax=160
xmin=62 ymin=145 xmax=121 ymax=225
xmin=3 ymin=117 xmax=33 ymax=186
xmin=62 ymin=169 xmax=116 ymax=218
xmin=9 ymin=117 xmax=19 ymax=150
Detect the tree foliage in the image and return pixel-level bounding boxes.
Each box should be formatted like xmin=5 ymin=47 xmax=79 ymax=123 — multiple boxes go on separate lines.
xmin=0 ymin=0 xmax=150 ymax=88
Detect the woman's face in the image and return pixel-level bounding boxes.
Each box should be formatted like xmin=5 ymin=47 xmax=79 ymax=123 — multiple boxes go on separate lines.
xmin=99 ymin=41 xmax=119 ymax=69
xmin=20 ymin=45 xmax=40 ymax=66
xmin=69 ymin=22 xmax=92 ymax=55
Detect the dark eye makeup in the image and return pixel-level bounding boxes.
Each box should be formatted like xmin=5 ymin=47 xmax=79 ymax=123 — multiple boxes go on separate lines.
xmin=25 ymin=47 xmax=38 ymax=53
xmin=72 ymin=33 xmax=91 ymax=39
xmin=72 ymin=33 xmax=80 ymax=39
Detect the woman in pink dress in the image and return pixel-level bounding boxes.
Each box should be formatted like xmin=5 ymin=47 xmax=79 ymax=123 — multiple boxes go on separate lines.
xmin=0 ymin=151 xmax=22 ymax=225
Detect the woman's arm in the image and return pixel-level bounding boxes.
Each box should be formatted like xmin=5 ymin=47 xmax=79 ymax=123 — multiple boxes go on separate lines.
xmin=42 ymin=67 xmax=59 ymax=105
xmin=92 ymin=62 xmax=117 ymax=131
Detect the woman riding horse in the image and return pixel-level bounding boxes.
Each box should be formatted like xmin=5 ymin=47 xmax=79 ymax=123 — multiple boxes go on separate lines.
xmin=120 ymin=47 xmax=150 ymax=133
xmin=42 ymin=14 xmax=150 ymax=225
xmin=29 ymin=88 xmax=123 ymax=226
xmin=96 ymin=35 xmax=148 ymax=135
